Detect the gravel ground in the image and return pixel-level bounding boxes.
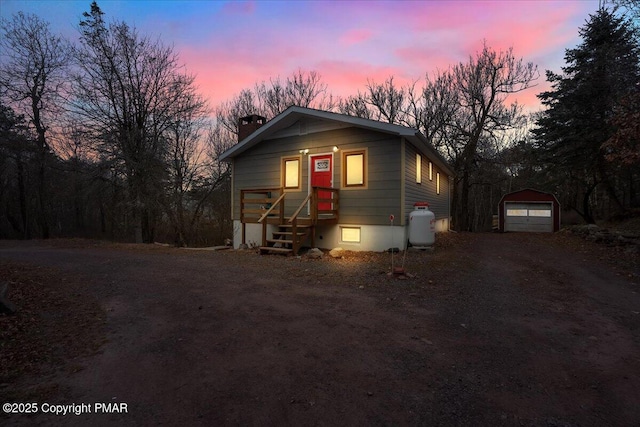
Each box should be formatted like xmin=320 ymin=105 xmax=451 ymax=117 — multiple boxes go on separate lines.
xmin=0 ymin=230 xmax=638 ymax=426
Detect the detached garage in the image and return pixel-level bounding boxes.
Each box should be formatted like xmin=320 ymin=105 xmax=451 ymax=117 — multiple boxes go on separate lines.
xmin=498 ymin=189 xmax=560 ymax=233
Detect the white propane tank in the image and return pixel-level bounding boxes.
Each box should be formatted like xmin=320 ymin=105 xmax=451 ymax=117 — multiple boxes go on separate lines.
xmin=409 ymin=202 xmax=436 ymax=247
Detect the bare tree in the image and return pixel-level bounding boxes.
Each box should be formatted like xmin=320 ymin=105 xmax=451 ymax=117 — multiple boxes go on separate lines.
xmin=215 ymin=89 xmax=260 ymax=136
xmin=71 ymin=1 xmax=204 ymax=243
xmin=0 ymin=12 xmax=72 ymax=238
xmin=254 ymin=69 xmax=335 ymax=118
xmin=365 ymin=76 xmax=407 ymax=124
xmin=216 ymin=69 xmax=335 ymax=142
xmin=283 ymin=69 xmax=335 ymax=111
xmin=337 ymin=91 xmax=373 ymax=119
xmin=203 ymin=121 xmax=237 ymax=243
xmin=447 ymin=42 xmax=538 ymax=230
xmin=162 ymin=88 xmax=209 ymax=246
xmin=338 ymin=77 xmax=407 ymax=124
xmin=407 ymin=73 xmax=459 ymax=152
xmin=0 ymin=104 xmax=34 ymax=238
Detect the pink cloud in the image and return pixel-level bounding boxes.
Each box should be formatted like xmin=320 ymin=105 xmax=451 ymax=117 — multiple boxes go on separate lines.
xmin=168 ymin=0 xmax=595 ymax=112
xmin=312 ymin=60 xmax=412 ymax=99
xmin=340 ymin=28 xmax=373 ymax=46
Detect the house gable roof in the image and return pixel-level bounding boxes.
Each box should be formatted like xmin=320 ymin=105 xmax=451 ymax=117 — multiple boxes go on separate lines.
xmin=498 ymin=188 xmax=560 ymax=205
xmin=219 ymin=106 xmax=455 ymax=176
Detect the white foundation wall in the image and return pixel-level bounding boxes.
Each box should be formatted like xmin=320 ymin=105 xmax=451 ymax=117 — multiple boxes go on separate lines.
xmin=315 ymin=224 xmax=410 ymax=252
xmin=233 ymin=219 xmax=449 ymax=252
xmin=233 ymin=221 xmax=277 ymax=249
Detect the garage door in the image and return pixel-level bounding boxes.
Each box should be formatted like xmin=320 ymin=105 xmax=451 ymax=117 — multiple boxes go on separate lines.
xmin=504 ymin=202 xmax=553 ymax=232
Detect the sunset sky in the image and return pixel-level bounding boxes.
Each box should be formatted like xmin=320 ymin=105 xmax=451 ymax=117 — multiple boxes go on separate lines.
xmin=2 ymin=0 xmax=600 ymax=113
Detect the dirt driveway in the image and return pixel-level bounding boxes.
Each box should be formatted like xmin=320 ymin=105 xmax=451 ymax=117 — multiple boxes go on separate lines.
xmin=1 ymin=232 xmax=639 ymax=426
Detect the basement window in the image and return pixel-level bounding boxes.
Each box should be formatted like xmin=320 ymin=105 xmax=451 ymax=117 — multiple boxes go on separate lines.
xmin=340 ymin=227 xmax=361 ymax=243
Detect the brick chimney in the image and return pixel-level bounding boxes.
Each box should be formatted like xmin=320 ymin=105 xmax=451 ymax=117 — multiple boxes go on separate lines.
xmin=237 ymin=114 xmax=266 ymax=142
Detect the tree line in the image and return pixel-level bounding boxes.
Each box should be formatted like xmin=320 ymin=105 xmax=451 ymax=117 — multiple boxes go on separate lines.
xmin=1 ymin=2 xmax=638 ymax=245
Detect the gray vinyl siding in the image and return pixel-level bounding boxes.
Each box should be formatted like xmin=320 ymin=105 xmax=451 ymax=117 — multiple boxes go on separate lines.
xmin=404 ymin=142 xmax=450 ymax=221
xmin=338 ymin=133 xmax=401 ymax=225
xmin=232 ymin=133 xmax=309 ymax=219
xmin=232 ymin=125 xmax=402 ymax=225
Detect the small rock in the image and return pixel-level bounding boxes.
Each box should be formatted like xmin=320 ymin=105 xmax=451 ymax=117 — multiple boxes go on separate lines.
xmin=238 ymin=243 xmax=249 ymax=250
xmin=307 ymin=248 xmax=323 ymax=259
xmin=367 ymin=391 xmax=374 ymax=397
xmin=329 ymin=247 xmax=344 ymax=258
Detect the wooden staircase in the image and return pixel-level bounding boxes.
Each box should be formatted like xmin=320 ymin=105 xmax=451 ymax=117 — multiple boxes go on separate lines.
xmin=240 ymin=186 xmax=339 ymax=256
xmin=259 ymin=223 xmax=313 ymax=255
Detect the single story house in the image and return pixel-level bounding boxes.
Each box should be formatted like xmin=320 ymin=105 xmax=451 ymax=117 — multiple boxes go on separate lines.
xmin=219 ymin=106 xmax=455 ymax=254
xmin=498 ymin=188 xmax=561 ymax=232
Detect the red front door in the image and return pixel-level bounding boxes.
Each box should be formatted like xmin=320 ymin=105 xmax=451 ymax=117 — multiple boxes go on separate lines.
xmin=310 ymin=154 xmax=332 ymax=211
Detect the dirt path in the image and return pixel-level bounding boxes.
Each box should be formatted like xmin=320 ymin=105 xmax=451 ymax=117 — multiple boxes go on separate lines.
xmin=1 ymin=233 xmax=639 ymax=426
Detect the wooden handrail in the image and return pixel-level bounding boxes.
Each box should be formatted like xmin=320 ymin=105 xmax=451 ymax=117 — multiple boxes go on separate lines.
xmin=240 ymin=187 xmax=283 ymax=246
xmin=258 ymin=193 xmax=286 ymax=223
xmin=241 ymin=186 xmax=338 ymax=251
xmin=288 ymin=192 xmax=313 ymax=223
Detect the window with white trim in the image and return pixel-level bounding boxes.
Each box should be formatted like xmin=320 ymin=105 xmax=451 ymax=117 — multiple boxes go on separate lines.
xmin=507 ymin=209 xmax=528 ymax=216
xmin=340 ymin=227 xmax=361 ymax=243
xmin=436 ymin=172 xmax=441 ymax=195
xmin=529 ymin=209 xmax=552 ymax=217
xmin=416 ymin=153 xmax=422 ymax=183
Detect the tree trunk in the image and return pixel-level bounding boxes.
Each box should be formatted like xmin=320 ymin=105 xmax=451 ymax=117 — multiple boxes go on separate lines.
xmin=582 ymin=183 xmax=597 ymax=224
xmin=459 ymin=169 xmax=470 ymax=231
xmin=16 ymin=153 xmax=30 ymax=239
xmin=37 ymin=160 xmax=49 ymax=239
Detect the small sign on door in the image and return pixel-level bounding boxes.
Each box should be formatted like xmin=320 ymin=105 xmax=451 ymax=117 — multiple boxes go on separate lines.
xmin=315 ymin=159 xmax=330 ymax=172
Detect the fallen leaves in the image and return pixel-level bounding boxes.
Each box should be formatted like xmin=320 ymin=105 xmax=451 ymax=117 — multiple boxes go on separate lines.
xmin=0 ymin=262 xmax=106 ymax=400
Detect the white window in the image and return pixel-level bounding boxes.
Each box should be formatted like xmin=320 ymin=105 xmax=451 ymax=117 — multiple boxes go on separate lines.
xmin=283 ymin=157 xmax=300 ymax=189
xmin=529 ymin=210 xmax=552 ymax=217
xmin=429 ymin=161 xmax=433 ymax=181
xmin=507 ymin=209 xmax=528 ymax=216
xmin=340 ymin=227 xmax=361 ymax=243
xmin=436 ymin=172 xmax=440 ymax=195
xmin=343 ymin=150 xmax=365 ymax=187
xmin=416 ymin=153 xmax=422 ymax=183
